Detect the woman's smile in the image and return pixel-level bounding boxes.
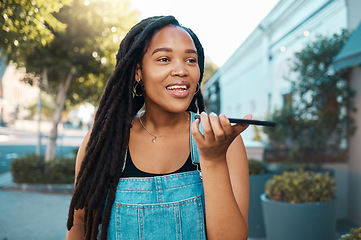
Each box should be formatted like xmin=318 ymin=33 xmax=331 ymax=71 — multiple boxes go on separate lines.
xmin=165 ymin=81 xmax=191 ymax=97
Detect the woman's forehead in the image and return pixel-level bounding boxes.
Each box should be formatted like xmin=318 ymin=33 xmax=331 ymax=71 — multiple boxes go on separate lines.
xmin=147 ymin=25 xmax=196 ymax=51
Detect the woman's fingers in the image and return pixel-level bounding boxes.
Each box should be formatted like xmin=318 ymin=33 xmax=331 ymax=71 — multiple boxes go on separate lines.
xmin=219 ymin=114 xmax=233 ymax=136
xmin=199 ymin=112 xmax=215 ymax=142
xmin=209 ymin=112 xmax=226 ymax=141
xmin=242 ymin=114 xmax=253 ymax=120
xmin=192 ymin=112 xmax=252 ymax=143
xmin=191 ymin=118 xmax=204 ymax=142
xmin=192 ymin=112 xmax=251 ymax=161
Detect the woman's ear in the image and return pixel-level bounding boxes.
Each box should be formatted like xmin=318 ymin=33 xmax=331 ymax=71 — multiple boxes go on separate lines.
xmin=135 ymin=63 xmax=142 ymax=82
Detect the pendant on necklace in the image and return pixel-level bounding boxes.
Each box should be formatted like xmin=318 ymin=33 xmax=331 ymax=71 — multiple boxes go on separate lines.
xmin=152 ymin=137 xmax=156 ymax=143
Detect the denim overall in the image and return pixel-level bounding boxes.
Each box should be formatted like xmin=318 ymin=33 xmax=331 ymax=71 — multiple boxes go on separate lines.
xmin=108 ymin=112 xmax=206 ymax=240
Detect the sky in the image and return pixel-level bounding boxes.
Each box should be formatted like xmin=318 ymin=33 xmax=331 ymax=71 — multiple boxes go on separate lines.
xmin=129 ymin=0 xmax=279 ymax=66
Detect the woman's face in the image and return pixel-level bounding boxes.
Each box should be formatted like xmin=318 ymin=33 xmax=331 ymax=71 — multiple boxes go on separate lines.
xmin=137 ymin=25 xmax=200 ymax=113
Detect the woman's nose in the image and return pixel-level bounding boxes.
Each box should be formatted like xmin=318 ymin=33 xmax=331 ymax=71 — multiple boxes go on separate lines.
xmin=170 ymin=63 xmax=188 ymax=77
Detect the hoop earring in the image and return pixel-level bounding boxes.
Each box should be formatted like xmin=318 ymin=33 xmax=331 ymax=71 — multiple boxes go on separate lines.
xmin=194 ymin=82 xmax=200 ymax=94
xmin=133 ymin=79 xmax=144 ymax=97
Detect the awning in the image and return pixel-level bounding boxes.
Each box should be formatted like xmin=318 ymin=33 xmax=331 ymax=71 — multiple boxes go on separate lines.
xmin=333 ymin=21 xmax=361 ymax=70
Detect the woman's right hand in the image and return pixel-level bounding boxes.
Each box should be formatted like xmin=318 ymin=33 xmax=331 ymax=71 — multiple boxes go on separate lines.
xmin=191 ymin=111 xmax=251 ymax=163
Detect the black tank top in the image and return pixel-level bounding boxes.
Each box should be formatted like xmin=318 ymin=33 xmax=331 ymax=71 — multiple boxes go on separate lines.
xmin=122 ymin=151 xmax=197 ymax=177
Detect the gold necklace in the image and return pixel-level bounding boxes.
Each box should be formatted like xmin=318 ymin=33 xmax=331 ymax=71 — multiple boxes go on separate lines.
xmin=139 ymin=113 xmax=189 ymax=143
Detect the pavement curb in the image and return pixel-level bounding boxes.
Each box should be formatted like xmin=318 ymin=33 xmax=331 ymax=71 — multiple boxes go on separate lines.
xmin=0 ymin=182 xmax=74 ymax=194
xmin=0 ymin=172 xmax=74 ymax=194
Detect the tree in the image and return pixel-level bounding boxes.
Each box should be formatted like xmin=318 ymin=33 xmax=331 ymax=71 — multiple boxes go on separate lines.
xmin=264 ymin=30 xmax=356 ymax=166
xmin=3 ymin=0 xmax=139 ymax=161
xmin=0 ymin=0 xmax=71 ymax=154
xmin=0 ymin=0 xmax=70 ymax=65
xmin=202 ymin=57 xmax=218 ymax=85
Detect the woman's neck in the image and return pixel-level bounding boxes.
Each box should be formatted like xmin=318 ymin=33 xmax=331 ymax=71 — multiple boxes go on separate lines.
xmin=140 ymin=109 xmax=189 ymax=133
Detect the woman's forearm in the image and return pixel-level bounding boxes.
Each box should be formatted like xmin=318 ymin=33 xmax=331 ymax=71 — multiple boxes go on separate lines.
xmin=201 ymin=157 xmax=248 ymax=240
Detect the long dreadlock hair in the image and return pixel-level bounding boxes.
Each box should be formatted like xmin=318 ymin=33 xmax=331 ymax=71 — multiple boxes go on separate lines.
xmin=66 ymin=15 xmax=205 ymax=240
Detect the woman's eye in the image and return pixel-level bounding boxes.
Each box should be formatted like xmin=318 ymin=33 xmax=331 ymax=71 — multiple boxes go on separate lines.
xmin=158 ymin=57 xmax=169 ymax=62
xmin=187 ymin=58 xmax=197 ymax=63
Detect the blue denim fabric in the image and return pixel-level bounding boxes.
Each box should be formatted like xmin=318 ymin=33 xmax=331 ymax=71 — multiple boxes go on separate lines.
xmin=108 ymin=112 xmax=206 ymax=240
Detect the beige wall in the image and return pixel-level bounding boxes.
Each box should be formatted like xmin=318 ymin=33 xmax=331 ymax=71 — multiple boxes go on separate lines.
xmin=348 ymin=66 xmax=361 ymax=225
xmin=0 ymin=63 xmax=39 ymax=123
xmin=345 ymin=0 xmax=361 ymax=226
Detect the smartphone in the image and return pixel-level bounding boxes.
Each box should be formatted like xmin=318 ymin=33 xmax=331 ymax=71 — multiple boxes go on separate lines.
xmin=195 ymin=115 xmax=276 ymax=127
xmin=228 ymin=118 xmax=276 ymax=127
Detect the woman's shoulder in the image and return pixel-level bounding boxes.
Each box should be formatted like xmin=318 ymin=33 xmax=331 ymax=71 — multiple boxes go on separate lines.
xmin=75 ymin=128 xmax=93 ymax=177
xmin=80 ymin=128 xmax=93 ymax=152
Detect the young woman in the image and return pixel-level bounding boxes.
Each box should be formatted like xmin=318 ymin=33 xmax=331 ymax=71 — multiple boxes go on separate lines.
xmin=66 ymin=15 xmax=250 ymax=240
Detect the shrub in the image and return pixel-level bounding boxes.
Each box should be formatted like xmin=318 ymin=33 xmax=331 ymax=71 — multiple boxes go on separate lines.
xmin=11 ymin=154 xmax=45 ymax=183
xmin=11 ymin=154 xmax=75 ymax=184
xmin=248 ymin=159 xmax=268 ymax=175
xmin=44 ymin=157 xmax=76 ymax=184
xmin=341 ymin=227 xmax=361 ymax=240
xmin=265 ymin=169 xmax=336 ymax=203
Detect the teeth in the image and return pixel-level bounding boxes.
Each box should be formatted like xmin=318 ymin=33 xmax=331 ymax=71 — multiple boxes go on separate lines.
xmin=166 ymin=85 xmax=187 ymax=90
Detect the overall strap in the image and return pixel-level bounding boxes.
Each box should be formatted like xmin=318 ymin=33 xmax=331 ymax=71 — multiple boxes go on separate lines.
xmin=190 ymin=111 xmax=203 ymax=165
xmin=122 ymin=150 xmax=127 ymax=172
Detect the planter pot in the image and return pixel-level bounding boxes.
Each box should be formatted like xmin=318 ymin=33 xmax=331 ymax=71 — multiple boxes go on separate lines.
xmin=261 ymin=193 xmax=336 ymax=240
xmin=248 ymin=173 xmax=276 ymax=238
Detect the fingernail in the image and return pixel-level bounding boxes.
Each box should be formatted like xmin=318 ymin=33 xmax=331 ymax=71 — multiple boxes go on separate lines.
xmin=219 ymin=114 xmax=227 ymax=120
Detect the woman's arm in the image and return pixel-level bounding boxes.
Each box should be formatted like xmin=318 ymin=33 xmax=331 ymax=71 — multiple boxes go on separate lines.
xmin=66 ymin=129 xmax=92 ymax=240
xmin=191 ymin=112 xmax=250 ymax=240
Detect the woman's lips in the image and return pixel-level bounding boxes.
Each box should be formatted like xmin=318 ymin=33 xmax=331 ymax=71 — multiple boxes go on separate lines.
xmin=166 ymin=84 xmax=190 ymax=97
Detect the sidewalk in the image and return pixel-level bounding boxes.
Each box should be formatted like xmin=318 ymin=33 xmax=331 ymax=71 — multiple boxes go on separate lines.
xmin=0 ymin=173 xmax=72 ymax=240
xmin=0 ymin=172 xmax=357 ymax=240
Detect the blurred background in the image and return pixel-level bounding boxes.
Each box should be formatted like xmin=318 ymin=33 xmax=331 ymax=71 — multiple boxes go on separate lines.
xmin=0 ymin=0 xmax=360 ymax=239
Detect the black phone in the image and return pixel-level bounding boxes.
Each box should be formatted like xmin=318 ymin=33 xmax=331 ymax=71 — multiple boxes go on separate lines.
xmin=228 ymin=118 xmax=276 ymax=127
xmin=195 ymin=115 xmax=276 ymax=127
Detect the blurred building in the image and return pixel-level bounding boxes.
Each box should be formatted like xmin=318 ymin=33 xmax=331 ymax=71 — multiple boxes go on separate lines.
xmin=333 ymin=0 xmax=361 ymax=229
xmin=0 ymin=60 xmax=39 ymax=126
xmin=204 ymin=0 xmax=361 ymax=226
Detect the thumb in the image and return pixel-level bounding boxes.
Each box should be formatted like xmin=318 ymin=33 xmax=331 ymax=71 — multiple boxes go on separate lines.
xmin=233 ymin=114 xmax=252 ymax=133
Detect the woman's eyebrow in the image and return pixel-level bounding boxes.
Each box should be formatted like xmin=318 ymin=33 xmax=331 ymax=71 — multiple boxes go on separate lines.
xmin=152 ymin=47 xmax=171 ymax=55
xmin=185 ymin=49 xmax=197 ymax=54
xmin=151 ymin=48 xmax=197 ymax=55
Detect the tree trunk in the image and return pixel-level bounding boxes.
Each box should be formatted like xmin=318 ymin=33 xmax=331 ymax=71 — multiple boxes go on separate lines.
xmin=36 ymin=68 xmax=48 ymax=156
xmin=44 ymin=70 xmax=73 ymax=162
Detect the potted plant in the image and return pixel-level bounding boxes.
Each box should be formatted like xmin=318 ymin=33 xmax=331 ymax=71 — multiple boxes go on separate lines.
xmin=340 ymin=227 xmax=361 ymax=240
xmin=248 ymin=159 xmax=275 ymax=238
xmin=261 ymin=169 xmax=337 ymax=240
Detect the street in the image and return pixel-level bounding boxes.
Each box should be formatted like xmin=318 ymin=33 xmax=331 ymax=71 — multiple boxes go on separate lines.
xmin=0 ymin=126 xmax=85 ymax=174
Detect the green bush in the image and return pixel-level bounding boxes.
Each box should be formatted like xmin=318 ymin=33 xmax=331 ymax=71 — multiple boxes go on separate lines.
xmin=11 ymin=154 xmax=45 ymax=183
xmin=341 ymin=227 xmax=361 ymax=240
xmin=265 ymin=169 xmax=336 ymax=203
xmin=44 ymin=157 xmax=76 ymax=184
xmin=248 ymin=159 xmax=268 ymax=175
xmin=11 ymin=154 xmax=75 ymax=184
